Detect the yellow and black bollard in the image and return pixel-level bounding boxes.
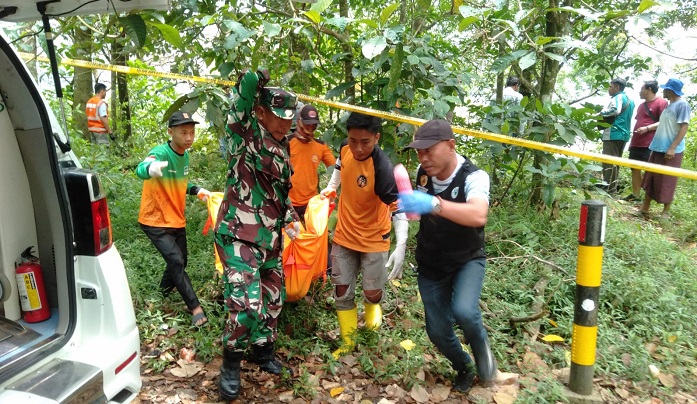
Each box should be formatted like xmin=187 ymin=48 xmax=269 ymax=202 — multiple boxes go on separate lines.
xmin=569 ymin=200 xmax=606 ymax=395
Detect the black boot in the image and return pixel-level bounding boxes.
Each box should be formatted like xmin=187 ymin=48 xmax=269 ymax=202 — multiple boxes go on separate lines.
xmin=454 ymin=363 xmax=476 ymax=393
xmin=471 ymin=339 xmax=498 ymax=382
xmin=249 ymin=343 xmax=287 ymax=375
xmin=219 ymin=349 xmax=243 ymax=401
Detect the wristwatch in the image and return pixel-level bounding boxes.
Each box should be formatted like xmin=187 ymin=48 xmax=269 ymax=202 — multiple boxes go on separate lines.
xmin=431 ymin=196 xmax=443 ymax=215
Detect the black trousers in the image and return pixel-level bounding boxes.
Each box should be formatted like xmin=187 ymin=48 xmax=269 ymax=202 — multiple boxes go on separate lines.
xmin=140 ymin=224 xmax=200 ymax=310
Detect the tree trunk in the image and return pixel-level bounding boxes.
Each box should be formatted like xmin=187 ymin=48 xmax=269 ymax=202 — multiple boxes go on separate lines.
xmin=111 ymin=34 xmax=132 ymax=142
xmin=71 ymin=27 xmax=93 ymax=140
xmin=339 ymin=0 xmax=355 ymax=103
xmin=530 ymin=0 xmax=571 ymax=206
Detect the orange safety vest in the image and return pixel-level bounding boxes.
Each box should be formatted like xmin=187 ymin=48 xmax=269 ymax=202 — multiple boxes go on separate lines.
xmin=86 ymin=96 xmax=107 ymax=132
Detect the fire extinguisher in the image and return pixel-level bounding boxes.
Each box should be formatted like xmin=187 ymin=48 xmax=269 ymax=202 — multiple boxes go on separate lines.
xmin=15 ymin=246 xmax=50 ymax=323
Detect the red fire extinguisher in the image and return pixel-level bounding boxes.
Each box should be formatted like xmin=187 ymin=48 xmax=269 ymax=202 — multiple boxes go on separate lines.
xmin=15 ymin=246 xmax=50 ymax=323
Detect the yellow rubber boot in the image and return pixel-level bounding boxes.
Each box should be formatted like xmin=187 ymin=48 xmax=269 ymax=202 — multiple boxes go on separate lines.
xmin=332 ymin=308 xmax=358 ymax=359
xmin=363 ymin=302 xmax=382 ymax=330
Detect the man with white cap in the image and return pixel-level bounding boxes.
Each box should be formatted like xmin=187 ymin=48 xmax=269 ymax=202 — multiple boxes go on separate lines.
xmin=639 ymin=78 xmax=691 ymax=218
xmin=398 ymin=119 xmax=499 ymax=393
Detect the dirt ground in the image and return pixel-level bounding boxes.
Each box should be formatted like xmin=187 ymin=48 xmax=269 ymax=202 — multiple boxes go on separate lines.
xmin=132 ymin=349 xmax=522 ymax=404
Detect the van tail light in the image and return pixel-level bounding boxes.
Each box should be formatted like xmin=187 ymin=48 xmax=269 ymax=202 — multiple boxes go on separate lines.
xmin=63 ymin=168 xmax=115 ymax=256
xmin=91 ymin=197 xmax=113 ymax=255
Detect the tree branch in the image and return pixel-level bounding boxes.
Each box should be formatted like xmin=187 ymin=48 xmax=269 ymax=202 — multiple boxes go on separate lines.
xmin=630 ymin=35 xmax=697 ymax=62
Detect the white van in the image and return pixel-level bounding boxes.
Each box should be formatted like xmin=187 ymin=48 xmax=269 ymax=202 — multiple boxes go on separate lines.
xmin=0 ymin=1 xmax=169 ymax=402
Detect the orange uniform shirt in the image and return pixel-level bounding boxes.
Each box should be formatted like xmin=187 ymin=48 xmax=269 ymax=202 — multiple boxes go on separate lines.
xmin=332 ymin=141 xmax=399 ymax=253
xmin=85 ymin=96 xmax=107 ymax=133
xmin=136 ymin=142 xmax=198 ymax=228
xmin=288 ymin=134 xmax=336 ymax=207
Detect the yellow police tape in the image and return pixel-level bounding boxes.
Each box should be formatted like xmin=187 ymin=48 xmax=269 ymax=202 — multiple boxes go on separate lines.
xmin=19 ymin=52 xmax=697 ymax=180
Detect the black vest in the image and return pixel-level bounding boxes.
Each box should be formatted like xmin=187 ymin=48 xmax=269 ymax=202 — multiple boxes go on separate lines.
xmin=415 ymin=156 xmax=486 ymax=279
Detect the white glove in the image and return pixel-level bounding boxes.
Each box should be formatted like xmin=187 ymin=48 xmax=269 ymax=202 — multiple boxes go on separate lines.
xmin=320 ymin=164 xmax=342 ymax=198
xmin=148 ymin=161 xmax=169 ymax=178
xmin=197 ymin=188 xmax=211 ymax=202
xmin=386 ymin=213 xmax=408 ymax=280
xmin=285 ymin=222 xmax=301 ymax=241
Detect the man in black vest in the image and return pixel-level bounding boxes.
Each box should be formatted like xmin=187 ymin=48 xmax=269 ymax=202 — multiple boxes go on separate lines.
xmin=399 ymin=119 xmax=498 ymax=393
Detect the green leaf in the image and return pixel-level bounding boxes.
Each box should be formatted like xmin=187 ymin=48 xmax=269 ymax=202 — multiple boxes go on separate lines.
xmin=362 ymin=36 xmax=387 ymax=60
xmin=458 ymin=5 xmax=481 ymax=18
xmin=151 ymin=22 xmax=182 ymax=48
xmin=544 ymin=51 xmax=566 ymax=63
xmin=547 ymin=7 xmax=602 ymax=21
xmin=542 ymin=183 xmax=555 ymax=207
xmin=380 ymin=4 xmax=400 ymax=26
xmin=519 ymin=51 xmax=537 ymax=70
xmin=121 ymin=14 xmax=147 ymax=49
xmin=325 ymin=17 xmax=351 ymax=30
xmin=218 ymin=62 xmax=235 ymax=79
xmin=325 ymin=81 xmax=356 ymax=99
xmin=356 ymin=19 xmax=380 ymax=29
xmin=496 ymin=18 xmax=520 ymax=37
xmin=501 ymin=121 xmax=510 ymax=134
xmin=301 ymin=59 xmax=315 ymax=73
xmin=458 ymin=16 xmax=480 ymax=31
xmin=407 ymin=54 xmax=420 ymax=65
xmin=638 ymin=0 xmax=659 ymax=13
xmin=163 ymin=95 xmax=190 ymax=123
xmin=310 ymin=0 xmax=333 ymax=14
xmin=535 ymin=36 xmax=557 ymax=46
xmin=304 ymin=10 xmax=321 ymax=24
xmin=434 ymin=99 xmax=450 ymax=117
xmin=490 ymin=49 xmax=528 ymax=72
xmin=262 ymin=21 xmax=282 ymax=37
xmin=227 ymin=21 xmax=255 ymax=41
xmin=545 ymin=38 xmax=594 ymax=51
xmin=554 ymin=122 xmax=567 ymax=141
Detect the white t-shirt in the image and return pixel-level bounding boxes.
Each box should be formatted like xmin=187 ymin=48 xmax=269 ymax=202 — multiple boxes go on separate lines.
xmin=423 ymin=155 xmax=490 ymax=203
xmin=503 ymin=86 xmax=523 ymax=104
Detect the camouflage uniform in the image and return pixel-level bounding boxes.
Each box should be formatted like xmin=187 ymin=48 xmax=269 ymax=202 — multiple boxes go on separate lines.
xmin=214 ymin=70 xmax=298 ymax=351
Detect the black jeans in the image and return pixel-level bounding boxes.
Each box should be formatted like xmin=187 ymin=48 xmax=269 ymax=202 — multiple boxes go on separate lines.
xmin=140 ymin=224 xmax=200 ymax=310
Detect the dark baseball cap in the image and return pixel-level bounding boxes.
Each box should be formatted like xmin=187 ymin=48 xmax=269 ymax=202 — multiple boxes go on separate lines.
xmin=406 ymin=119 xmax=455 ymax=149
xmin=299 ymin=104 xmax=320 ymax=125
xmin=261 ymin=87 xmax=297 ymax=120
xmin=168 ymin=110 xmax=199 ymax=127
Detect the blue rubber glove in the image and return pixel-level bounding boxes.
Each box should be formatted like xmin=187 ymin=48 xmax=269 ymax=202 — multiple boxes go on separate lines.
xmin=399 ymin=191 xmax=435 ymax=215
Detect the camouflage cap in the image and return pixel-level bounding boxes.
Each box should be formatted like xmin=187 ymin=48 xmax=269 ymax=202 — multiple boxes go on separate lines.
xmin=261 ymin=87 xmax=297 ymax=120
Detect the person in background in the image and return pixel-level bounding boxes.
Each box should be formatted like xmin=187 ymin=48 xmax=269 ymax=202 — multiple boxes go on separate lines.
xmin=599 ymin=77 xmax=635 ymax=194
xmin=398 ymin=119 xmax=500 ymax=393
xmin=136 ymin=111 xmax=210 ymax=328
xmin=639 ymin=78 xmax=691 ymax=218
xmin=86 ymin=82 xmax=114 ymax=145
xmin=623 ymin=80 xmax=668 ymax=201
xmin=502 ymin=76 xmax=523 ymax=104
xmin=288 ymin=104 xmax=336 ymax=219
xmin=214 ymin=68 xmax=300 ymax=401
xmin=320 ymin=112 xmax=408 ymax=359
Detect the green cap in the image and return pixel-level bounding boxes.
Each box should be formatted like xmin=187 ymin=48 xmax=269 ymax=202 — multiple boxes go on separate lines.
xmin=261 ymin=87 xmax=297 ymax=120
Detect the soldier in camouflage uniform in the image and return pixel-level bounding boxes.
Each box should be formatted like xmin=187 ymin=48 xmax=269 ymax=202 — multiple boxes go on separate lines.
xmin=214 ymin=68 xmax=300 ymax=401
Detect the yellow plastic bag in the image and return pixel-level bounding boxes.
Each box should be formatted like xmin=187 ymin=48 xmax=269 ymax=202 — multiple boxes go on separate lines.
xmin=202 ymin=192 xmax=224 ymax=275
